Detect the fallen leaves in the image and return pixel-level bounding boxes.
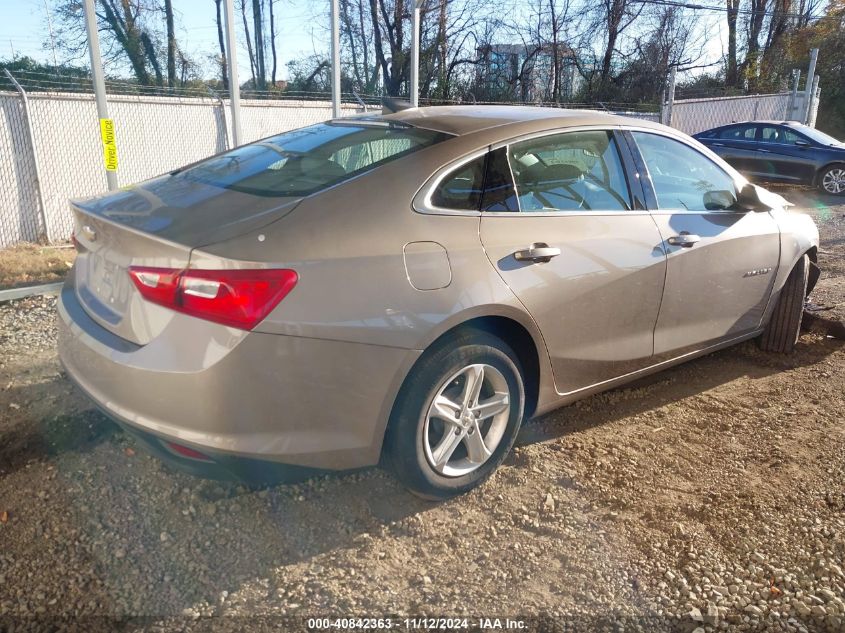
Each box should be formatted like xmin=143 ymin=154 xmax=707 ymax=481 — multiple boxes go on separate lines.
xmin=124 ymin=447 xmax=136 ymax=457
xmin=0 ymin=510 xmax=8 ymax=523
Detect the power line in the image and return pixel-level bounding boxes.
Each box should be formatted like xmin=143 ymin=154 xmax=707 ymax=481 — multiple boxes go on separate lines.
xmin=630 ymin=0 xmax=829 ymax=21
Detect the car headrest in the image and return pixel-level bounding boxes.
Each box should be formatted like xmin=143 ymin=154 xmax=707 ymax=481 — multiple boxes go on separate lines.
xmin=521 ymin=162 xmax=583 ymax=184
xmin=296 ymin=155 xmax=347 ymax=179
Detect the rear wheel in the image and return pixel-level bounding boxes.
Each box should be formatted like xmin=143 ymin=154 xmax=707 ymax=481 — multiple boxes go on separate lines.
xmin=387 ymin=330 xmax=524 ymax=500
xmin=819 ymin=165 xmax=845 ymax=195
xmin=758 ymin=255 xmax=809 ymax=353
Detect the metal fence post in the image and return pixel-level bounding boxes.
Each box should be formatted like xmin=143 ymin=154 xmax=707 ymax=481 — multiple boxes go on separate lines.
xmin=330 ymin=0 xmax=341 ymax=118
xmin=803 ymin=48 xmax=818 ymax=124
xmin=808 ymin=75 xmax=821 ymax=128
xmin=662 ymin=66 xmax=676 ymax=128
xmin=83 ymin=0 xmax=118 ymax=192
xmin=223 ymin=0 xmax=242 ymax=145
xmin=786 ymin=69 xmax=800 ymax=121
xmin=410 ymin=0 xmax=423 ymax=106
xmin=208 ymin=87 xmax=230 ymax=150
xmin=3 ymin=69 xmax=50 ymax=244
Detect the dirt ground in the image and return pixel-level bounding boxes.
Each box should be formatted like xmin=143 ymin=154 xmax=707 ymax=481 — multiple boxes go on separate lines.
xmin=0 ymin=189 xmax=843 ymax=633
xmin=0 ymin=243 xmax=75 ymax=290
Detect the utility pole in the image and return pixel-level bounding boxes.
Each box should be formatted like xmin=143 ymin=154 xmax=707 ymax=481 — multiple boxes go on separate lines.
xmin=330 ymin=0 xmax=341 ymax=118
xmin=82 ymin=0 xmax=117 ymax=191
xmin=223 ymin=0 xmax=242 ymax=145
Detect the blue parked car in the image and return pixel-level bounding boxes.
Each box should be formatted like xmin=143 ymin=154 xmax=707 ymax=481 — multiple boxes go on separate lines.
xmin=693 ymin=121 xmax=845 ymax=195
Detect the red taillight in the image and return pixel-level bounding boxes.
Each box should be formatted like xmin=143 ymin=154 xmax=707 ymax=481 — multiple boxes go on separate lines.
xmin=128 ymin=266 xmax=297 ymax=330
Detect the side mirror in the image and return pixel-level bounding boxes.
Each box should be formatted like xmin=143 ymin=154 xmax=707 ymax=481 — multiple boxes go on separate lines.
xmin=703 ymin=190 xmax=737 ymax=210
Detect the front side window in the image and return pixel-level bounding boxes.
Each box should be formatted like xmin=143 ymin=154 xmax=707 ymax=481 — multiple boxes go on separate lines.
xmin=718 ymin=125 xmax=757 ymax=140
xmin=180 ymin=121 xmax=450 ymax=197
xmin=507 ymin=131 xmax=632 ymax=212
xmin=632 ymin=132 xmax=738 ymax=212
xmin=760 ymin=125 xmax=805 ymax=145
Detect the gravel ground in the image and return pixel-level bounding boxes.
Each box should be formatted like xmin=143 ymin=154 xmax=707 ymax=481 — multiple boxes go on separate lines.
xmin=1 ymin=190 xmax=844 ymax=633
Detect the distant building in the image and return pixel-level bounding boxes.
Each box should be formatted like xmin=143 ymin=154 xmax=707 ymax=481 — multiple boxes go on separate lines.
xmin=476 ymin=43 xmax=585 ymax=102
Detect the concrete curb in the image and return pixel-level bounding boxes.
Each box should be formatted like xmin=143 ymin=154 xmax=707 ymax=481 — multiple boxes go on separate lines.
xmin=0 ymin=282 xmax=64 ymax=303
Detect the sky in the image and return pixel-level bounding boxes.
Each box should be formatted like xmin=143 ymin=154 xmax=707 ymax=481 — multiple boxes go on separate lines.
xmin=0 ymin=0 xmax=729 ymax=82
xmin=0 ymin=0 xmax=324 ymax=80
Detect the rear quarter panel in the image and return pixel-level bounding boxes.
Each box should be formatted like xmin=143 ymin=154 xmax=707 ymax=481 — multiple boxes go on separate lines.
xmin=189 ymin=140 xmax=558 ymax=447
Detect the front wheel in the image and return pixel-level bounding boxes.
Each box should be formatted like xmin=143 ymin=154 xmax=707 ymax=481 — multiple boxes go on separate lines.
xmin=758 ymin=255 xmax=809 ymax=353
xmin=819 ymin=165 xmax=845 ymax=196
xmin=387 ymin=330 xmax=524 ymax=500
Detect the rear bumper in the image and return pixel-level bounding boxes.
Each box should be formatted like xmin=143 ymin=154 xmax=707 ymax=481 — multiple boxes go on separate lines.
xmin=57 ymin=283 xmax=421 ymax=471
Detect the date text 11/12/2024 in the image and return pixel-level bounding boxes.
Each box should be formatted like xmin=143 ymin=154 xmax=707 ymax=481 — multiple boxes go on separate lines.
xmin=307 ymin=617 xmax=527 ymax=630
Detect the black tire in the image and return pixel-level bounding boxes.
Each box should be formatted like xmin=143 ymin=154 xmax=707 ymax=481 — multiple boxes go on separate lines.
xmin=818 ymin=164 xmax=845 ymax=196
xmin=386 ymin=329 xmax=525 ymax=500
xmin=758 ymin=254 xmax=809 ymax=353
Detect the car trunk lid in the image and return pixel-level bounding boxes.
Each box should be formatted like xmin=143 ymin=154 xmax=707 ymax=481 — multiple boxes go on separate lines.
xmin=70 ymin=176 xmax=302 ymax=345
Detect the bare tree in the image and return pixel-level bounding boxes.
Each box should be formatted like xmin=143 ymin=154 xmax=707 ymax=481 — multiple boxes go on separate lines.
xmin=269 ymin=0 xmax=278 ymax=85
xmin=164 ymin=0 xmax=176 ymax=87
xmin=55 ymin=0 xmax=165 ymax=86
xmin=214 ymin=0 xmax=229 ymax=89
xmin=238 ymin=0 xmax=257 ymax=86
xmin=252 ymin=0 xmax=267 ymax=89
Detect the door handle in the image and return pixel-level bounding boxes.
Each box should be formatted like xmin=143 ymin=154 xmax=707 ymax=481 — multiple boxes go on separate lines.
xmin=667 ymin=233 xmax=701 ymax=248
xmin=757 ymin=148 xmax=771 ymax=153
xmin=513 ymin=242 xmax=561 ymax=263
xmin=712 ymin=142 xmax=725 ymax=147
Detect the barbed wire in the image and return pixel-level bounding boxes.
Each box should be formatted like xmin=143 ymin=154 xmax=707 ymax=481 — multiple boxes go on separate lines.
xmin=0 ymin=67 xmax=666 ymax=111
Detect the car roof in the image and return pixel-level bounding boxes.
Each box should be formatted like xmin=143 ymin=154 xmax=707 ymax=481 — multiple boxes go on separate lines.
xmin=713 ymin=120 xmax=804 ymax=128
xmin=341 ymin=105 xmax=658 ymax=137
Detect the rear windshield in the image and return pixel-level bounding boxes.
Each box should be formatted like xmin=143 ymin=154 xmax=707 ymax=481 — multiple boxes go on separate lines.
xmin=177 ymin=121 xmax=451 ymax=197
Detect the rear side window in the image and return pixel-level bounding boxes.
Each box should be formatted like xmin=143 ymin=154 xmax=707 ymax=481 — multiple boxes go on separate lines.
xmin=507 ymin=130 xmax=632 ymax=212
xmin=179 ymin=121 xmax=450 ymax=197
xmin=718 ymin=125 xmax=757 ymax=140
xmin=431 ymin=155 xmax=486 ymax=210
xmin=430 ymin=148 xmax=519 ymax=212
xmin=632 ymin=132 xmax=738 ymax=211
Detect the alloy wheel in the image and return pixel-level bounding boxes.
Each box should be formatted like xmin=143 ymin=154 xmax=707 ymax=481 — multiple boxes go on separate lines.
xmin=822 ymin=168 xmax=845 ymax=194
xmin=422 ymin=363 xmax=511 ymax=477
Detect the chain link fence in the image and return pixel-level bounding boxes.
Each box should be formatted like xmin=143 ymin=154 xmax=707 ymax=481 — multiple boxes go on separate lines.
xmin=0 ymin=88 xmax=363 ymax=248
xmin=666 ymin=92 xmax=794 ymax=136
xmin=0 ymin=92 xmax=43 ymax=246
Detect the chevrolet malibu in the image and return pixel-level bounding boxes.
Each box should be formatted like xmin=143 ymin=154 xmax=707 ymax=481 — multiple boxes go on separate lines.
xmin=59 ymin=106 xmax=820 ymax=499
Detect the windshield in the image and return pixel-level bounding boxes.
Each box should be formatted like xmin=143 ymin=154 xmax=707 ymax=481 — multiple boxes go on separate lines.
xmin=177 ymin=121 xmax=451 ymax=197
xmin=793 ymin=124 xmax=842 ymax=146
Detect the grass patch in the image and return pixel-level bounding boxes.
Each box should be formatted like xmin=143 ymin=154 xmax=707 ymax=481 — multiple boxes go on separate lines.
xmin=0 ymin=242 xmax=75 ymax=289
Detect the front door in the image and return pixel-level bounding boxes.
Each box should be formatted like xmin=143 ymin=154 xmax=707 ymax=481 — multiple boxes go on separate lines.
xmin=478 ymin=130 xmax=667 ymax=394
xmin=756 ymin=125 xmax=817 ymax=185
xmin=628 ymin=131 xmax=781 ymax=356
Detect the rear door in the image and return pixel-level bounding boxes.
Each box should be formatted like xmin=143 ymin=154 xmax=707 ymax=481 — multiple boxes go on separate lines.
xmin=626 ymin=131 xmax=781 ymax=356
xmin=707 ymin=124 xmax=760 ymax=175
xmin=476 ymin=129 xmax=667 ymax=394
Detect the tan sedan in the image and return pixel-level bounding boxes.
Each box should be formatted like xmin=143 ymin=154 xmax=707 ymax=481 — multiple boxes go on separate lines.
xmin=58 ymin=106 xmax=819 ymax=498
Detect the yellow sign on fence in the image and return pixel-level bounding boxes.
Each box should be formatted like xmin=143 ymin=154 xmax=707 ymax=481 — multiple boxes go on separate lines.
xmin=99 ymin=118 xmax=118 ymax=171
